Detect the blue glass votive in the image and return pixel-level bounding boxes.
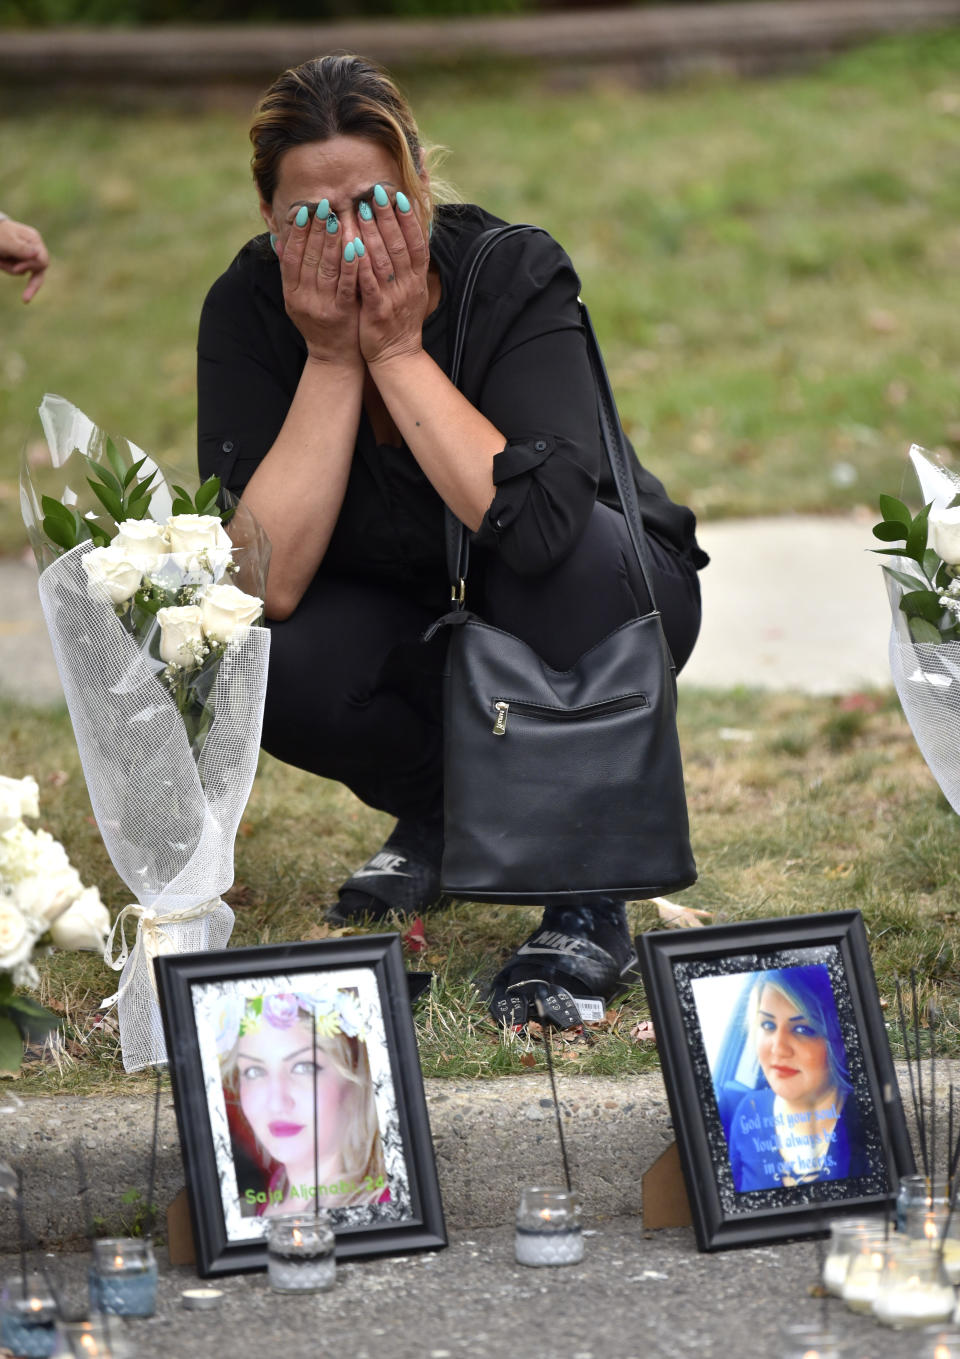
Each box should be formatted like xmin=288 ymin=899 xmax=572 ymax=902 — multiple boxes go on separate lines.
xmin=89 ymin=1239 xmax=157 ymax=1317
xmin=0 ymin=1276 xmax=57 ymax=1359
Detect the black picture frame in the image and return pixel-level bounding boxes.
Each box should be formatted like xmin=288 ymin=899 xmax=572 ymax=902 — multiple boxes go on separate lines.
xmin=640 ymin=910 xmax=914 ymax=1251
xmin=155 ymin=934 xmax=446 ymax=1277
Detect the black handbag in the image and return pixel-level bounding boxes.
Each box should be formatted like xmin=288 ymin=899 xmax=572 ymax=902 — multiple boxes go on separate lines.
xmin=427 ymin=224 xmax=697 ymax=904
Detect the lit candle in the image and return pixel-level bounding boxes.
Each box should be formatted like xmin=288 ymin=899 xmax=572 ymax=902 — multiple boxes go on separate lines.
xmin=778 ymin=1322 xmax=842 ymax=1359
xmin=841 ymin=1239 xmax=888 ymax=1313
xmin=0 ymin=1275 xmax=57 ymax=1359
xmin=88 ymin=1238 xmax=157 ymax=1317
xmin=514 ymin=1187 xmax=583 ymax=1268
xmin=872 ymin=1243 xmax=955 ymax=1329
xmin=266 ymin=1216 xmax=336 ymax=1294
xmin=53 ymin=1316 xmax=124 ymax=1358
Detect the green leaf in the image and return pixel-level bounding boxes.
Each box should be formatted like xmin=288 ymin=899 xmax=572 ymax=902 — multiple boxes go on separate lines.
xmin=171 ymin=483 xmax=193 ymax=506
xmin=6 ymin=995 xmax=60 ymax=1041
xmin=195 ymin=477 xmax=220 ymax=514
xmin=948 ymin=493 xmax=960 ymax=511
xmin=900 ymin=589 xmax=945 ymax=623
xmin=872 ymin=521 xmax=908 ymax=543
xmin=171 ymin=498 xmax=193 ymax=517
xmin=909 ymin=617 xmax=943 ymax=644
xmin=906 ymin=503 xmax=932 ymax=563
xmin=883 ymin=566 xmax=927 ymax=593
xmin=122 ymin=456 xmax=148 ymax=489
xmin=879 ymin=494 xmax=912 ymax=527
xmin=924 ymin=549 xmax=941 ymax=580
xmin=88 ymin=521 xmax=112 ymax=548
xmin=0 ymin=1014 xmax=23 ymax=1072
xmin=0 ymin=974 xmax=13 ymax=1003
xmin=104 ymin=436 xmax=127 ymax=486
xmin=126 ymin=473 xmax=157 ymax=506
xmin=869 ymin=547 xmax=917 ymax=558
xmin=87 ymin=479 xmax=124 ymax=523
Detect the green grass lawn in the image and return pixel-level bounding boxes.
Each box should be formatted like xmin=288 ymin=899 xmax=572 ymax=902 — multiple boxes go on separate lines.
xmin=2 ymin=29 xmax=960 ymax=552
xmin=6 ymin=682 xmax=960 ymax=1092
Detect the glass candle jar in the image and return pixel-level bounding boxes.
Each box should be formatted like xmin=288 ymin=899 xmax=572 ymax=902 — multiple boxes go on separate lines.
xmin=821 ymin=1217 xmax=887 ymax=1296
xmin=514 ymin=1187 xmax=583 ymax=1268
xmin=873 ymin=1242 xmax=955 ymax=1329
xmin=902 ymin=1176 xmax=951 ymax=1238
xmin=52 ymin=1316 xmax=132 ymax=1359
xmin=266 ymin=1215 xmax=336 ymax=1293
xmin=841 ymin=1227 xmax=895 ymax=1314
xmin=778 ymin=1322 xmax=843 ymax=1359
xmin=88 ymin=1238 xmax=157 ymax=1317
xmin=0 ymin=1275 xmax=57 ymax=1359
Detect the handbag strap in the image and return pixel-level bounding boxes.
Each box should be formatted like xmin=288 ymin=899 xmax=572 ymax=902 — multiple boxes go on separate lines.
xmin=444 ymin=223 xmax=658 ymax=608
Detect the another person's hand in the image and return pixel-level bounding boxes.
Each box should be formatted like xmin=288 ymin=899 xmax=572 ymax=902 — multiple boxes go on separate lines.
xmin=0 ymin=216 xmax=49 ymax=303
xmin=276 ymin=204 xmax=361 ymax=367
xmin=355 ymin=188 xmax=430 ymax=367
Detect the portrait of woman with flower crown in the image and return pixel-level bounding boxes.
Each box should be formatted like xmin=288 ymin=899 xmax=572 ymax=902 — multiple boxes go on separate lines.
xmin=215 ymin=986 xmax=389 ymax=1217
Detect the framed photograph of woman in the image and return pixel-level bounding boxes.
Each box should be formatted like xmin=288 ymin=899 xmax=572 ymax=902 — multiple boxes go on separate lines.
xmin=640 ymin=911 xmax=914 ymax=1251
xmin=155 ymin=934 xmax=445 ymax=1276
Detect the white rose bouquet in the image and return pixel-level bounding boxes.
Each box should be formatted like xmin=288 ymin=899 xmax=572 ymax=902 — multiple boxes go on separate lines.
xmin=0 ymin=774 xmax=110 ymax=1073
xmin=873 ymin=443 xmax=960 ymax=813
xmin=21 ymin=395 xmax=272 ymax=1070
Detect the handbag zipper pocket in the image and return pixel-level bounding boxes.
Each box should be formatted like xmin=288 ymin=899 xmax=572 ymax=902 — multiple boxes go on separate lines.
xmin=491 ymin=693 xmax=648 ymax=736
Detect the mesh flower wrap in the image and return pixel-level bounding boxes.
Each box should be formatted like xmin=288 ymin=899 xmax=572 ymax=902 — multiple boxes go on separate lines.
xmin=26 ymin=397 xmax=270 ymax=1070
xmin=886 ymin=445 xmax=960 ymax=815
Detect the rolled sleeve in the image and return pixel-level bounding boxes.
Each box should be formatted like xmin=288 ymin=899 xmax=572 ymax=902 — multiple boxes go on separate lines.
xmin=474 ymin=434 xmax=598 ymax=575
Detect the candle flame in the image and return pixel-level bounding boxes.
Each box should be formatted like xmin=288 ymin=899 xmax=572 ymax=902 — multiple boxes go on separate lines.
xmin=538 ymin=1209 xmax=554 ymax=1224
xmin=925 ymin=1216 xmax=938 ymax=1242
xmin=935 ymin=1346 xmax=950 ymax=1359
xmin=80 ymin=1336 xmax=99 ymax=1355
xmin=113 ymin=1253 xmax=124 ymax=1269
xmin=869 ymin=1251 xmax=883 ymax=1269
xmin=28 ymin=1297 xmax=42 ymax=1312
xmin=801 ymin=1350 xmax=821 ymax=1359
xmin=292 ymin=1228 xmax=303 ymax=1247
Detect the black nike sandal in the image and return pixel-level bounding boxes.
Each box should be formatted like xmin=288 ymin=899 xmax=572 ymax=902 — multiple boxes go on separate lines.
xmin=325 ymin=819 xmax=449 ymax=926
xmin=487 ymin=924 xmax=640 ymax=1030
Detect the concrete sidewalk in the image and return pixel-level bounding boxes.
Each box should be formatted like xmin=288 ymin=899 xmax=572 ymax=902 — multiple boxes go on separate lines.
xmin=0 ymin=513 xmax=893 ymax=706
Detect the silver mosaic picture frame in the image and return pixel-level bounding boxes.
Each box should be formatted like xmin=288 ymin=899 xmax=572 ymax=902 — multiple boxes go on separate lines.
xmin=155 ymin=934 xmax=446 ymax=1276
xmin=640 ymin=911 xmax=914 ymax=1251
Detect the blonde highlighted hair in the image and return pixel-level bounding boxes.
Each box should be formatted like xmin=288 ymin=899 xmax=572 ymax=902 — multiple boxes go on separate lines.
xmin=249 ymin=53 xmax=457 ymax=231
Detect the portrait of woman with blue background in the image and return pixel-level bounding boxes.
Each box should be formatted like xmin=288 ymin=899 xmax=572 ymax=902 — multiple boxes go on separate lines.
xmin=692 ymin=964 xmax=870 ymax=1193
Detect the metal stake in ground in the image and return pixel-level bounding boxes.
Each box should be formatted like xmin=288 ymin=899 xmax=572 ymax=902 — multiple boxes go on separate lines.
xmin=534 ymin=997 xmax=572 ymax=1194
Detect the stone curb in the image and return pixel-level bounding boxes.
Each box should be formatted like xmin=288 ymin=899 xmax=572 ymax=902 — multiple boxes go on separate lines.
xmin=1 ymin=1075 xmax=674 ymax=1250
xmin=0 ymin=1060 xmax=937 ymax=1250
xmin=0 ymin=0 xmax=958 ymax=91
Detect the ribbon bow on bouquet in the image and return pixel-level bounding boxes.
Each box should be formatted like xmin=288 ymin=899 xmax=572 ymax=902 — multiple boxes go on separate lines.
xmin=21 ymin=394 xmax=271 ymax=1071
xmin=874 ymin=443 xmax=960 ymax=815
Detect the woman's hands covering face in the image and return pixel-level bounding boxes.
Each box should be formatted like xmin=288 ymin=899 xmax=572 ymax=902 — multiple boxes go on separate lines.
xmin=353 ymin=185 xmax=430 ymax=367
xmin=276 ymin=185 xmax=429 ymax=369
xmin=276 ymin=201 xmax=362 ymax=366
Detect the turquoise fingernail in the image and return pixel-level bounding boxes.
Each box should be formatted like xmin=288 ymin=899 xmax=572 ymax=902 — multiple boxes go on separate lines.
xmin=344 ymin=241 xmax=356 ymax=263
xmin=374 ymin=184 xmax=389 ymax=207
xmin=326 ymin=213 xmax=338 ymax=234
xmin=358 ymin=200 xmax=373 ymax=221
xmin=354 ymin=238 xmax=365 ymax=257
xmin=295 ymin=204 xmax=309 ymax=228
xmin=315 ymin=198 xmax=330 ymax=220
xmin=269 ymin=232 xmax=278 ymax=254
xmin=396 ymin=191 xmax=411 ymax=213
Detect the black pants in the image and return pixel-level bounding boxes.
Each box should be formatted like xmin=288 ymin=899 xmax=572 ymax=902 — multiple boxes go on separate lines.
xmin=261 ymin=502 xmax=701 ymax=820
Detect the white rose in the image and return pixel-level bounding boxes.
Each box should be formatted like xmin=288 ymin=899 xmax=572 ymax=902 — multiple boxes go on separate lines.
xmin=82 ymin=545 xmax=143 ymax=605
xmin=0 ymin=896 xmax=36 ymax=972
xmin=166 ymin=514 xmax=231 ymax=557
xmin=49 ymin=886 xmax=110 ymax=952
xmin=157 ymin=605 xmax=205 ymax=668
xmin=0 ymin=776 xmax=39 ymax=834
xmin=200 ymin=583 xmax=263 ymax=644
xmin=930 ymin=507 xmax=960 ymax=566
xmin=113 ymin=518 xmax=171 ymax=573
xmin=12 ymin=865 xmax=83 ymax=926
